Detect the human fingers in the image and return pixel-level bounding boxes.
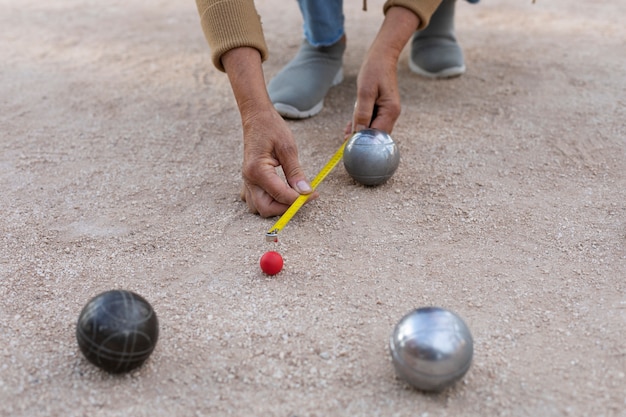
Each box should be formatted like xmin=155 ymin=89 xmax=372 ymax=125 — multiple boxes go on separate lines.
xmin=367 ymin=97 xmax=399 ymax=134
xmin=242 ymin=155 xmax=301 ymax=217
xmin=241 ymin=181 xmax=293 ymax=217
xmin=352 ymin=86 xmax=378 ymax=133
xmin=352 ymin=55 xmax=401 ymax=134
xmin=273 ymin=139 xmax=313 ymax=196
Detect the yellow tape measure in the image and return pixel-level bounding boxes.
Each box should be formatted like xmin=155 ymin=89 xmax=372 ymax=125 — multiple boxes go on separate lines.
xmin=265 ymin=139 xmax=348 ymax=242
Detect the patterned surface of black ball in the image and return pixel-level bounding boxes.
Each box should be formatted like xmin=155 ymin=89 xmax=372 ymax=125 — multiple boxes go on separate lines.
xmin=76 ymin=290 xmax=159 ymax=373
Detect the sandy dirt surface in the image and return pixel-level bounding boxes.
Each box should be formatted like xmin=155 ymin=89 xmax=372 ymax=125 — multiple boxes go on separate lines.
xmin=1 ymin=0 xmax=625 ymax=416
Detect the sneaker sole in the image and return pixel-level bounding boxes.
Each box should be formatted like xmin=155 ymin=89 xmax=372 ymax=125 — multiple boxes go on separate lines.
xmin=273 ymin=68 xmax=344 ymax=119
xmin=408 ymin=58 xmax=465 ymax=79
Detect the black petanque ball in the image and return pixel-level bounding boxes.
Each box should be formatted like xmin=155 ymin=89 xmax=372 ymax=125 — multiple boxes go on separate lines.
xmin=76 ymin=290 xmax=159 ymax=373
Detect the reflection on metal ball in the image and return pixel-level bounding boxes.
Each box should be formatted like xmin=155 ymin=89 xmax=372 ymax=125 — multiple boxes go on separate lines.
xmin=389 ymin=307 xmax=473 ymax=392
xmin=343 ymin=128 xmax=400 ymax=186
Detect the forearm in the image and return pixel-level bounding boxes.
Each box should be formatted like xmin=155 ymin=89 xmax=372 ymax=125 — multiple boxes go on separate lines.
xmin=383 ymin=0 xmax=440 ymax=30
xmin=370 ymin=6 xmax=421 ymax=61
xmin=221 ymin=47 xmax=274 ymax=122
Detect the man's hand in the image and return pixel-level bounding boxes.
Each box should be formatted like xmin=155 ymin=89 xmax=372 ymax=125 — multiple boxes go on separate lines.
xmin=240 ymin=109 xmax=316 ymax=217
xmin=222 ymin=47 xmax=314 ymax=217
xmin=345 ymin=6 xmax=421 ymax=137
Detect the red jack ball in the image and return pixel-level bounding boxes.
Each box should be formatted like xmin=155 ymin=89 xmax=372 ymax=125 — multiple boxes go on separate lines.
xmin=260 ymin=251 xmax=283 ymax=275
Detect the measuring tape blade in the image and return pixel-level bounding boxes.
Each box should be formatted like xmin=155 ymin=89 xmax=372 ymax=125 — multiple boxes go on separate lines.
xmin=265 ymin=140 xmax=347 ymax=241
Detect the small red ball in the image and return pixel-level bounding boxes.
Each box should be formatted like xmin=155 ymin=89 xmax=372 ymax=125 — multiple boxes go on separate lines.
xmin=260 ymin=251 xmax=283 ymax=275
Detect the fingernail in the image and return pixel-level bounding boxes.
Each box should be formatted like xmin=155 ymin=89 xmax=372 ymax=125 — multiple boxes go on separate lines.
xmin=354 ymin=124 xmax=368 ymax=132
xmin=296 ymin=180 xmax=312 ymax=193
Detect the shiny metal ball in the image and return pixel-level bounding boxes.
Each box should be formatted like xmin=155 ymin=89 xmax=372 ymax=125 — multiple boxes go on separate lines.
xmin=389 ymin=307 xmax=473 ymax=392
xmin=343 ymin=128 xmax=400 ymax=186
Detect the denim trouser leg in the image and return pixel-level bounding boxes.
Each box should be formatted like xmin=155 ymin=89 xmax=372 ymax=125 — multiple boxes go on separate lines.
xmin=297 ymin=0 xmax=477 ymax=46
xmin=297 ymin=0 xmax=344 ymax=47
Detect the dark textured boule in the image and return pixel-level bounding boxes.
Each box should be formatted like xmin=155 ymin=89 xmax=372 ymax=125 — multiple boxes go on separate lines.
xmin=76 ymin=290 xmax=159 ymax=373
xmin=343 ymin=128 xmax=400 ymax=186
xmin=389 ymin=307 xmax=473 ymax=392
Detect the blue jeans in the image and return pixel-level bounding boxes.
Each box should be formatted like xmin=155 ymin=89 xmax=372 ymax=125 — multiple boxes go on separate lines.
xmin=298 ymin=0 xmax=479 ymax=46
xmin=298 ymin=0 xmax=345 ymax=47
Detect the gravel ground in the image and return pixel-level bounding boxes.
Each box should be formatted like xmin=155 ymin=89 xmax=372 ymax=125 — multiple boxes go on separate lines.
xmin=1 ymin=0 xmax=625 ymax=416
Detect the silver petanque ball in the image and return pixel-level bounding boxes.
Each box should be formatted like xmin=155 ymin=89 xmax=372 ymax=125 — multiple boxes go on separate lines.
xmin=343 ymin=128 xmax=400 ymax=186
xmin=389 ymin=307 xmax=473 ymax=392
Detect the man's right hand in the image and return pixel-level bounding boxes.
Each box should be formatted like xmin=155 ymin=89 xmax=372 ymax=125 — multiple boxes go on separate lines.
xmin=222 ymin=47 xmax=314 ymax=217
xmin=239 ymin=109 xmax=315 ymax=217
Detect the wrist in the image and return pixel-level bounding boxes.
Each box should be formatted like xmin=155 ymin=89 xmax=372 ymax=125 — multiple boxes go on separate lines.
xmin=240 ymin=106 xmax=280 ymax=133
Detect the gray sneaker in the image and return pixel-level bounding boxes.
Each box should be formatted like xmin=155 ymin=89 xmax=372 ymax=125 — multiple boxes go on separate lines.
xmin=409 ymin=0 xmax=465 ymax=78
xmin=268 ymin=39 xmax=345 ymax=119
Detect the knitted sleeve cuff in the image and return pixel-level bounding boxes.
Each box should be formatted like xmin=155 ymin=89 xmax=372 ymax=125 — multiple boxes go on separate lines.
xmin=196 ymin=0 xmax=269 ymax=72
xmin=383 ymin=0 xmax=443 ymax=30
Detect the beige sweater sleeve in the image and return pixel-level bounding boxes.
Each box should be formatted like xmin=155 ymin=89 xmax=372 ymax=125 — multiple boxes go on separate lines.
xmin=383 ymin=0 xmax=443 ymax=30
xmin=195 ymin=0 xmax=269 ymax=72
xmin=195 ymin=0 xmax=442 ymax=72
